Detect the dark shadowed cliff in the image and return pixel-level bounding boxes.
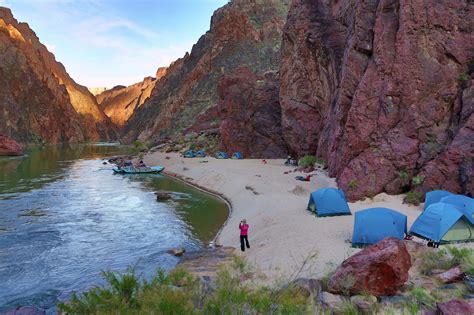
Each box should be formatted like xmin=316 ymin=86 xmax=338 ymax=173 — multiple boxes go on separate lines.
xmin=279 ymin=0 xmax=473 ymax=199
xmin=123 ymin=0 xmax=289 ymax=144
xmin=0 ymin=7 xmax=117 ymax=143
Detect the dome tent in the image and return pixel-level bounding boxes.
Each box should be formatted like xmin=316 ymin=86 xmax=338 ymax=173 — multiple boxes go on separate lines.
xmin=307 ymin=188 xmax=351 ymax=217
xmin=352 ymin=208 xmax=407 ymax=247
xmin=410 ymin=203 xmax=474 ymax=243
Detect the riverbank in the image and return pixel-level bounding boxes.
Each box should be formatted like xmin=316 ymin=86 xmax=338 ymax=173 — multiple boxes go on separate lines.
xmin=144 ymin=152 xmax=426 ymax=282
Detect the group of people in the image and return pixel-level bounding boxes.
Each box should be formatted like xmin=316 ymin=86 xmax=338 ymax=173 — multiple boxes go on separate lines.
xmin=117 ymin=159 xmax=147 ymax=169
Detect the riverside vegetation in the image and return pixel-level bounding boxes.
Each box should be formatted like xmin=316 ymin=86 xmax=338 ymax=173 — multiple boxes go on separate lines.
xmin=59 ymin=244 xmax=474 ymax=314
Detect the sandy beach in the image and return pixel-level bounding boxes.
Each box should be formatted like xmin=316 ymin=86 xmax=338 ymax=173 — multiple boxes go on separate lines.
xmin=145 ymin=152 xmax=426 ymax=282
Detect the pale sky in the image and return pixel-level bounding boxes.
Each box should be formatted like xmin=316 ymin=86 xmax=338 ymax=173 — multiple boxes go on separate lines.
xmin=1 ymin=0 xmax=228 ymax=87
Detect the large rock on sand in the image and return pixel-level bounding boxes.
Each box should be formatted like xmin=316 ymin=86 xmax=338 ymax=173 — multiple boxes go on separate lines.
xmin=0 ymin=134 xmax=23 ymax=156
xmin=328 ymin=238 xmax=411 ymax=296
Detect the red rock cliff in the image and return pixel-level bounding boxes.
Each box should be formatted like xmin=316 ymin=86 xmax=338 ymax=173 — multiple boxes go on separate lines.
xmin=0 ymin=7 xmax=117 ymax=143
xmin=123 ymin=0 xmax=289 ymax=143
xmin=96 ymin=68 xmax=167 ymax=127
xmin=280 ymin=0 xmax=473 ymax=199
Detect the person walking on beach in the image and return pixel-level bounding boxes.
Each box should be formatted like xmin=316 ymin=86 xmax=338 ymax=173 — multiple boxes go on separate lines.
xmin=239 ymin=219 xmax=250 ymax=252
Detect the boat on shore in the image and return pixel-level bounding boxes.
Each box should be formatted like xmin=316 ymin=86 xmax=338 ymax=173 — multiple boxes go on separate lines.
xmin=113 ymin=166 xmax=165 ymax=174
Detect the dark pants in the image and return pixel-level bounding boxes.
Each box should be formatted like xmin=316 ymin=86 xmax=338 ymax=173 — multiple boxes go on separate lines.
xmin=240 ymin=235 xmax=250 ymax=251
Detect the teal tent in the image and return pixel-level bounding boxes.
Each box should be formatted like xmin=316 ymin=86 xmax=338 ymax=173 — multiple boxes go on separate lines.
xmin=424 ymin=190 xmax=453 ymax=210
xmin=195 ymin=150 xmax=206 ymax=157
xmin=231 ymin=152 xmax=243 ymax=159
xmin=183 ymin=150 xmax=195 ymax=158
xmin=352 ymin=208 xmax=407 ymax=247
xmin=307 ymin=188 xmax=351 ymax=217
xmin=440 ymin=195 xmax=474 ymax=224
xmin=410 ymin=203 xmax=474 ymax=243
xmin=215 ymin=151 xmax=229 ymax=159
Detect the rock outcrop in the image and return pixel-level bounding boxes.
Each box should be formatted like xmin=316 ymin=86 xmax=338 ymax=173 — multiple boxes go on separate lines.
xmin=0 ymin=7 xmax=117 ymax=144
xmin=123 ymin=0 xmax=289 ymax=143
xmin=215 ymin=67 xmax=287 ymax=158
xmin=0 ymin=134 xmax=22 ymax=156
xmin=436 ymin=299 xmax=474 ymax=315
xmin=279 ymin=0 xmax=473 ymax=200
xmin=96 ymin=70 xmax=166 ymax=127
xmin=328 ymin=238 xmax=411 ymax=296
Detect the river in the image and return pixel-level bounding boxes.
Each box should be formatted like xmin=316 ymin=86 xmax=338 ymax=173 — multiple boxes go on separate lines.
xmin=0 ymin=143 xmax=229 ymax=313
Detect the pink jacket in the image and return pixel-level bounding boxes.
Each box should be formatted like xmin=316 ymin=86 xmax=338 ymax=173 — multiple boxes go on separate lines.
xmin=239 ymin=223 xmax=249 ymax=236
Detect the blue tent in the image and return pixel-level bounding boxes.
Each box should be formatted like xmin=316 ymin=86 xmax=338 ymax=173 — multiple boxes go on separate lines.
xmin=440 ymin=194 xmax=474 ymax=224
xmin=215 ymin=151 xmax=229 ymax=159
xmin=231 ymin=152 xmax=243 ymax=159
xmin=183 ymin=150 xmax=195 ymax=158
xmin=307 ymin=188 xmax=351 ymax=217
xmin=195 ymin=150 xmax=206 ymax=157
xmin=424 ymin=190 xmax=453 ymax=210
xmin=410 ymin=203 xmax=473 ymax=243
xmin=352 ymin=208 xmax=407 ymax=247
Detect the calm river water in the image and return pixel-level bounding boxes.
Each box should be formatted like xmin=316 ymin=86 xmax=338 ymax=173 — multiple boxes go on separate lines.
xmin=0 ymin=143 xmax=228 ymax=312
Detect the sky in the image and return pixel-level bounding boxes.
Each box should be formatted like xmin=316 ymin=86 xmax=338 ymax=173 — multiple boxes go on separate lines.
xmin=0 ymin=0 xmax=228 ymax=87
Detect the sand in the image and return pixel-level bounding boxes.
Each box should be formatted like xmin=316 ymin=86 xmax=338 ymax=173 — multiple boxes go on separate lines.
xmin=144 ymin=152 xmax=425 ymax=282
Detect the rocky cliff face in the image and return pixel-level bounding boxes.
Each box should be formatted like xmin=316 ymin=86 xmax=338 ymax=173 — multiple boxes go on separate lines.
xmin=123 ymin=0 xmax=289 ymax=143
xmin=216 ymin=67 xmax=287 ymax=158
xmin=0 ymin=7 xmax=117 ymax=144
xmin=96 ymin=68 xmax=167 ymax=127
xmin=280 ymin=0 xmax=473 ymax=199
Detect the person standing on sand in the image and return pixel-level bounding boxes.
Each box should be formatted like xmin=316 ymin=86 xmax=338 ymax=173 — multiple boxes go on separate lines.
xmin=239 ymin=219 xmax=250 ymax=252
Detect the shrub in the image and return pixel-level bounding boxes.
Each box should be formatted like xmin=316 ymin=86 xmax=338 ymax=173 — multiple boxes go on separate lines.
xmin=298 ymin=155 xmax=317 ymax=168
xmin=459 ymin=73 xmax=469 ymax=85
xmin=405 ymin=190 xmax=423 ymax=205
xmin=340 ymin=301 xmax=360 ymax=315
xmin=129 ymin=140 xmax=148 ymax=155
xmin=420 ymin=247 xmax=474 ymax=276
xmin=398 ymin=170 xmax=409 ymax=181
xmin=315 ymin=158 xmax=326 ymax=168
xmin=408 ymin=287 xmax=437 ymax=309
xmin=411 ymin=175 xmax=425 ymax=186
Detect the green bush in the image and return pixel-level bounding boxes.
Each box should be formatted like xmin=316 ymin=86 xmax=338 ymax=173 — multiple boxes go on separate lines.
xmin=408 ymin=287 xmax=437 ymax=309
xmin=459 ymin=73 xmax=469 ymax=85
xmin=411 ymin=175 xmax=425 ymax=186
xmin=298 ymin=155 xmax=317 ymax=168
xmin=405 ymin=190 xmax=423 ymax=206
xmin=398 ymin=170 xmax=409 ymax=181
xmin=420 ymin=247 xmax=474 ymax=276
xmin=59 ymin=257 xmax=312 ymax=315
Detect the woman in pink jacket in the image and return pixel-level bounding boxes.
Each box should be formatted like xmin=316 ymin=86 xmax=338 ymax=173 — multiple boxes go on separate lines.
xmin=239 ymin=219 xmax=250 ymax=252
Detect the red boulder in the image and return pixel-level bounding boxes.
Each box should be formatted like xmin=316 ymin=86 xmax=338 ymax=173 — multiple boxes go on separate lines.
xmin=0 ymin=134 xmax=23 ymax=156
xmin=328 ymin=238 xmax=411 ymax=296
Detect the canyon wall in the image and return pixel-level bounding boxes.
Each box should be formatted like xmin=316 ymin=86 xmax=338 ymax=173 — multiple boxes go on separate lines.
xmin=280 ymin=0 xmax=473 ymax=199
xmin=0 ymin=7 xmax=117 ymax=144
xmin=123 ymin=0 xmax=289 ymax=144
xmin=96 ymin=67 xmax=167 ymax=127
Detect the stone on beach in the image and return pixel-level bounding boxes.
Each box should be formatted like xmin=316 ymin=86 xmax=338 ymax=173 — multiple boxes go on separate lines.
xmin=328 ymin=238 xmax=411 ymax=296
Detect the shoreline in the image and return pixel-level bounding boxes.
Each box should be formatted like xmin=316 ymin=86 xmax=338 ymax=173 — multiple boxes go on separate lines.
xmin=144 ymin=152 xmax=429 ymax=282
xmin=162 ymin=170 xmax=234 ymax=244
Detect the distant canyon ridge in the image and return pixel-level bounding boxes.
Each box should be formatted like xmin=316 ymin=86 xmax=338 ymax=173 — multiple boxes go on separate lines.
xmin=0 ymin=0 xmax=472 ymax=200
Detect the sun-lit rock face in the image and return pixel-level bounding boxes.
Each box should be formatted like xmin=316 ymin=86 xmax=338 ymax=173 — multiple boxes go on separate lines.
xmin=0 ymin=7 xmax=117 ymax=144
xmin=96 ymin=69 xmax=169 ymax=127
xmin=123 ymin=0 xmax=289 ymax=143
xmin=279 ymin=0 xmax=473 ymax=200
